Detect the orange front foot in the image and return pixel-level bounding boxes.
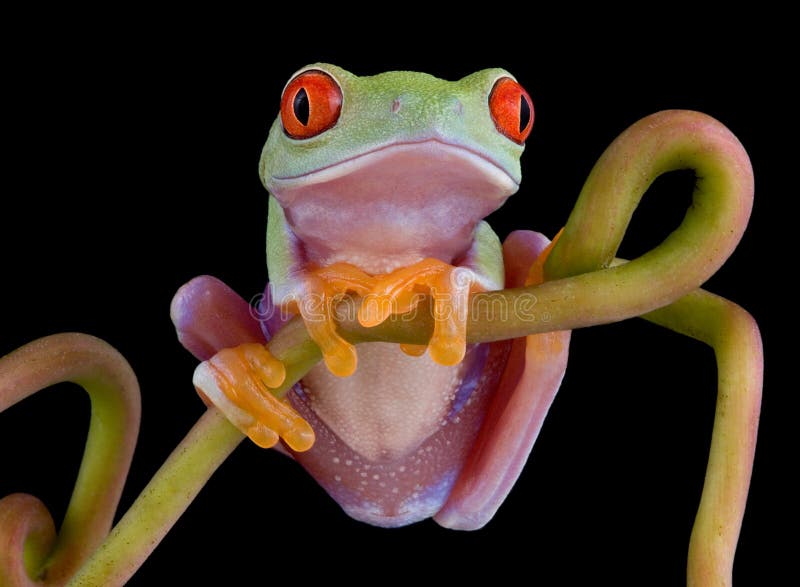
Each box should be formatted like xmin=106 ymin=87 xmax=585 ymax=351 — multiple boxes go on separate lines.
xmin=294 ymin=263 xmax=376 ymax=377
xmin=193 ymin=342 xmax=315 ymax=451
xmin=358 ymin=259 xmax=479 ymax=365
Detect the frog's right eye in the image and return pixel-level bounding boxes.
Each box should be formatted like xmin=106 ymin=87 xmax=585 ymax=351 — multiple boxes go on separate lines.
xmin=281 ymin=70 xmax=343 ymax=139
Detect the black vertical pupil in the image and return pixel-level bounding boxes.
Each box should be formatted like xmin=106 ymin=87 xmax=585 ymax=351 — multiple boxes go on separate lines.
xmin=294 ymin=88 xmax=310 ymax=126
xmin=519 ymin=95 xmax=531 ymax=133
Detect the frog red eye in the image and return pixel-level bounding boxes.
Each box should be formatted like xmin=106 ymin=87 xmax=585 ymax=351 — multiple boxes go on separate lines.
xmin=280 ymin=70 xmax=343 ymax=139
xmin=489 ymin=77 xmax=534 ymax=144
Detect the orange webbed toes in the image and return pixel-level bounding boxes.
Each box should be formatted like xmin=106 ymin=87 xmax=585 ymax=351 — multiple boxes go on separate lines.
xmin=292 ymin=258 xmax=484 ymax=375
xmin=192 ymin=342 xmax=315 ymax=452
xmin=357 ymin=258 xmax=477 ymax=366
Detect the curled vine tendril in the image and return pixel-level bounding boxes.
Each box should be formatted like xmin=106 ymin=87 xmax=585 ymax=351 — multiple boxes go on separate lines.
xmin=0 ymin=334 xmax=140 ymax=586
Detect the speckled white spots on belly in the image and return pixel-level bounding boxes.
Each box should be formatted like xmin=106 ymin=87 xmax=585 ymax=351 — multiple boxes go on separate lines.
xmin=301 ymin=342 xmax=462 ymax=461
xmin=287 ymin=341 xmax=510 ymax=526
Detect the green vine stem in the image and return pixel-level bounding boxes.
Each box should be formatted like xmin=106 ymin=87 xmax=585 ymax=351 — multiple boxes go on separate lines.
xmin=66 ymin=408 xmax=242 ymax=586
xmin=645 ymin=291 xmax=762 ymax=586
xmin=0 ymin=334 xmax=140 ymax=586
xmin=539 ymin=109 xmax=759 ymax=585
xmin=3 ymin=110 xmax=759 ymax=586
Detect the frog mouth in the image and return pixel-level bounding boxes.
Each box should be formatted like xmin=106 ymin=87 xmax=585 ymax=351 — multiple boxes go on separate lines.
xmin=267 ymin=139 xmax=519 ymax=205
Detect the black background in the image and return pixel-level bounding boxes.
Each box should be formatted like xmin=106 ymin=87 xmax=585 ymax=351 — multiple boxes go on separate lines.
xmin=1 ymin=12 xmax=790 ymax=586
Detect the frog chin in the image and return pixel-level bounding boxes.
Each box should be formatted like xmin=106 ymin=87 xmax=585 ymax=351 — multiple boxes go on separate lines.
xmin=266 ymin=139 xmax=519 ymax=273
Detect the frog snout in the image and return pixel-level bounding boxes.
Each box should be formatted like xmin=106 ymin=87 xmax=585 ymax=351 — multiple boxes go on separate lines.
xmin=389 ymin=94 xmax=464 ymax=118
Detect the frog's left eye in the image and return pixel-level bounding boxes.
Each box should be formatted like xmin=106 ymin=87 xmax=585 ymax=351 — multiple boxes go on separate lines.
xmin=281 ymin=70 xmax=343 ymax=139
xmin=489 ymin=77 xmax=534 ymax=144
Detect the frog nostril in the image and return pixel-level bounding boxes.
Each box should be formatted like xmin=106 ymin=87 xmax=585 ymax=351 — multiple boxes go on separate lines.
xmin=391 ymin=98 xmax=402 ymax=114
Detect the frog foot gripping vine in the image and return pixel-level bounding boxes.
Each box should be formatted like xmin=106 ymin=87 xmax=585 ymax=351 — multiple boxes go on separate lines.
xmin=0 ymin=64 xmax=761 ymax=587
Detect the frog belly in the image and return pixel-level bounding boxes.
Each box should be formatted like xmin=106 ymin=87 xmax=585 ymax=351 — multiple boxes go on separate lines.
xmin=288 ymin=341 xmax=510 ymax=527
xmin=301 ymin=342 xmax=463 ymax=461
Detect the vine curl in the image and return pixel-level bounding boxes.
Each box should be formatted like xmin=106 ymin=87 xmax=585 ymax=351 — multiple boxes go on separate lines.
xmin=0 ymin=334 xmax=140 ymax=586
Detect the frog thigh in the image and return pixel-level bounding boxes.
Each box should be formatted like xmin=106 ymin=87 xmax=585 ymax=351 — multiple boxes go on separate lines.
xmin=435 ymin=230 xmax=571 ymax=530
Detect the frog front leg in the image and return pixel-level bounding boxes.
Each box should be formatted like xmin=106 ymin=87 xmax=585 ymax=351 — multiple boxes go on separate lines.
xmin=265 ymin=196 xmax=377 ymax=376
xmin=189 ymin=200 xmax=379 ymax=453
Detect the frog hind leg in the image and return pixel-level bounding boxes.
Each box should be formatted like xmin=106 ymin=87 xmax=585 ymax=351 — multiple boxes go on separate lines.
xmin=435 ymin=230 xmax=571 ymax=529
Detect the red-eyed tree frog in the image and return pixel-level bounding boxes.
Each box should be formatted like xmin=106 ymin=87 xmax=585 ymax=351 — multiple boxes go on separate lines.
xmin=185 ymin=63 xmax=571 ymax=529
